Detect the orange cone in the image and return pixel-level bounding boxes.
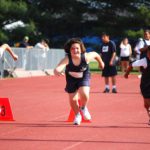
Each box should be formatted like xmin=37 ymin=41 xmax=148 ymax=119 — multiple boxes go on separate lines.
xmin=0 ymin=98 xmax=14 ymax=121
xmin=67 ymin=99 xmax=91 ymax=123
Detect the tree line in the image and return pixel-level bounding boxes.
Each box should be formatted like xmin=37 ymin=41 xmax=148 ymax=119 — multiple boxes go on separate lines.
xmin=0 ymin=0 xmax=150 ymax=47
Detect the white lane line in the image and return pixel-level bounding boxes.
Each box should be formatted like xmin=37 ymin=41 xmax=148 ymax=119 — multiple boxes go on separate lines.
xmin=63 ymin=134 xmax=98 ymax=150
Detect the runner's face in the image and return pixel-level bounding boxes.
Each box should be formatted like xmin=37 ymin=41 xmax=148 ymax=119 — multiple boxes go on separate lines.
xmin=70 ymin=43 xmax=81 ymax=57
xmin=102 ymin=35 xmax=109 ymax=43
xmin=144 ymin=32 xmax=150 ymax=40
xmin=123 ymin=38 xmax=128 ymax=45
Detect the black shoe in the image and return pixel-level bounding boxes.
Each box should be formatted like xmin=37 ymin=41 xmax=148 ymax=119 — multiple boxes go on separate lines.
xmin=112 ymin=88 xmax=117 ymax=93
xmin=103 ymin=88 xmax=110 ymax=93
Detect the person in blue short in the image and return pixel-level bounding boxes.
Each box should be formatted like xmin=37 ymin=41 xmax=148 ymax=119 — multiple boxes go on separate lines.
xmin=125 ymin=46 xmax=150 ymax=125
xmin=100 ymin=33 xmax=117 ymax=93
xmin=54 ymin=38 xmax=104 ymax=125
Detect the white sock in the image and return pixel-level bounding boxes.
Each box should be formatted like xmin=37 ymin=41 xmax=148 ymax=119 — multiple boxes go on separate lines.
xmin=105 ymin=85 xmax=110 ymax=89
xmin=112 ymin=85 xmax=116 ymax=89
xmin=76 ymin=112 xmax=80 ymax=116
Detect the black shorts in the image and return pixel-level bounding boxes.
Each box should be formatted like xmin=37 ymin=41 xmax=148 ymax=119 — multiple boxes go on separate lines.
xmin=102 ymin=65 xmax=117 ymax=77
xmin=120 ymin=56 xmax=129 ymax=61
xmin=65 ymin=78 xmax=90 ymax=93
xmin=140 ymin=82 xmax=150 ymax=98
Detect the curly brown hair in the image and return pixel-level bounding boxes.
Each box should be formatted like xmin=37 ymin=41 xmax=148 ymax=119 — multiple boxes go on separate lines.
xmin=64 ymin=38 xmax=86 ymax=54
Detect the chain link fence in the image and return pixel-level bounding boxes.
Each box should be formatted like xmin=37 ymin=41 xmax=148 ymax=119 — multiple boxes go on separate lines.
xmin=0 ymin=48 xmax=65 ymax=78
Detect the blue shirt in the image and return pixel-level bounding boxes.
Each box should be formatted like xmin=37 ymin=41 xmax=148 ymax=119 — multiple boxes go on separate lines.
xmin=19 ymin=41 xmax=30 ymax=48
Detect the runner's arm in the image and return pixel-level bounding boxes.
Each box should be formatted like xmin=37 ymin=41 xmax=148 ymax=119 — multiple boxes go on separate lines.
xmin=54 ymin=56 xmax=69 ymax=76
xmin=85 ymin=52 xmax=104 ymax=69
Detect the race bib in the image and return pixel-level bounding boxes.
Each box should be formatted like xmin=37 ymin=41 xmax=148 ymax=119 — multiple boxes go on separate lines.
xmin=69 ymin=72 xmax=83 ymax=78
xmin=102 ymin=46 xmax=109 ymax=52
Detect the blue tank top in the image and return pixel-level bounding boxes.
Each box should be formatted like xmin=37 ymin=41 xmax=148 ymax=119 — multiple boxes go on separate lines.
xmin=65 ymin=53 xmax=90 ymax=79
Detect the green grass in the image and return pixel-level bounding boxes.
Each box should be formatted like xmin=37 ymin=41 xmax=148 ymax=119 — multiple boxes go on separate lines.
xmin=89 ymin=61 xmax=140 ymax=75
xmin=89 ymin=61 xmax=100 ymax=73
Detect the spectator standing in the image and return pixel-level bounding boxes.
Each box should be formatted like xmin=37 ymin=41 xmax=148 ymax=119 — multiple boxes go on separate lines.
xmin=19 ymin=36 xmax=33 ymax=48
xmin=35 ymin=39 xmax=50 ymax=51
xmin=100 ymin=32 xmax=118 ymax=93
xmin=34 ymin=39 xmax=50 ymax=69
xmin=119 ymin=38 xmax=132 ymax=73
xmin=19 ymin=36 xmax=33 ymax=69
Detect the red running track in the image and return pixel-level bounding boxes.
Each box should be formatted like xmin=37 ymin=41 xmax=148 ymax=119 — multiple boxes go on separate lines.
xmin=0 ymin=74 xmax=150 ymax=150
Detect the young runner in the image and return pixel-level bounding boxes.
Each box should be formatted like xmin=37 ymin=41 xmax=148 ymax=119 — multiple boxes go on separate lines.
xmin=54 ymin=38 xmax=104 ymax=125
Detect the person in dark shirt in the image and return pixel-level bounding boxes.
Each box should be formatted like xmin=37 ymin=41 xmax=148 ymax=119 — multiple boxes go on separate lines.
xmin=125 ymin=46 xmax=150 ymax=125
xmin=54 ymin=38 xmax=104 ymax=125
xmin=19 ymin=36 xmax=33 ymax=48
xmin=100 ymin=33 xmax=117 ymax=93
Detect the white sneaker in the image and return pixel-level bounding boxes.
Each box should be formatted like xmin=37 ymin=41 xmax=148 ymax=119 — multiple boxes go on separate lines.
xmin=73 ymin=112 xmax=82 ymax=125
xmin=81 ymin=106 xmax=91 ymax=120
xmin=138 ymin=74 xmax=142 ymax=78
